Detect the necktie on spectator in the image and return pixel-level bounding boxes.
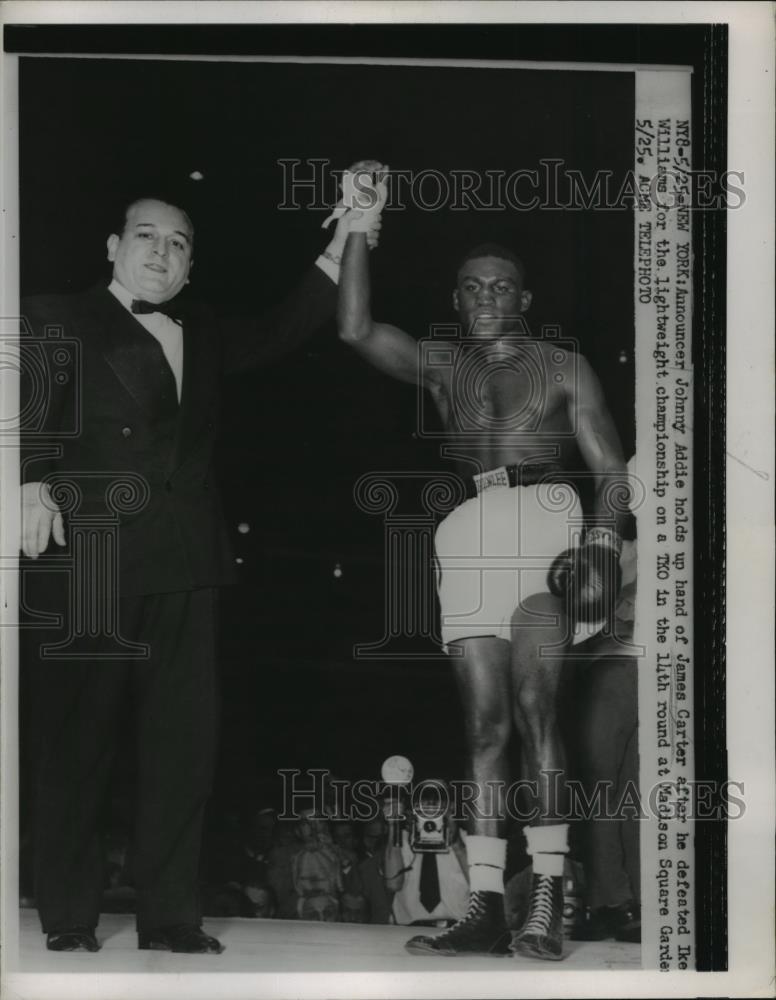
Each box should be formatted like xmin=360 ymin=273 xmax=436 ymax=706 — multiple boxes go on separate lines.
xmin=419 ymin=852 xmax=441 ymax=913
xmin=131 ymin=297 xmax=181 ymax=321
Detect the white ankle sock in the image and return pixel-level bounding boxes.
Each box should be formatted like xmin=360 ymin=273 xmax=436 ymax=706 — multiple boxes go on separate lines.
xmin=466 ymin=835 xmax=507 ymax=894
xmin=524 ymin=823 xmax=569 ymax=878
xmin=532 ymin=852 xmax=565 ymax=876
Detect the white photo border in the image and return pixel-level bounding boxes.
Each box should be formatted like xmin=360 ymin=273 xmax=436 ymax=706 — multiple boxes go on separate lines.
xmin=1 ymin=4 xmax=773 ymax=999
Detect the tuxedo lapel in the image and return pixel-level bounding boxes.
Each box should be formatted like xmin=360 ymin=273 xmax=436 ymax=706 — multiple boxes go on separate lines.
xmin=84 ymin=285 xmax=179 ymax=422
xmin=170 ymin=309 xmax=218 ymax=472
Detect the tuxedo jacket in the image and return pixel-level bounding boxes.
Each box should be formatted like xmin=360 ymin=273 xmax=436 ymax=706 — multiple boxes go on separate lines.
xmin=21 ymin=269 xmax=336 ymax=596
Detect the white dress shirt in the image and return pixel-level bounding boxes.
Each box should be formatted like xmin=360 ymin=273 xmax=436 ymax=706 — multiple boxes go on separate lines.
xmin=391 ymin=831 xmax=469 ymax=925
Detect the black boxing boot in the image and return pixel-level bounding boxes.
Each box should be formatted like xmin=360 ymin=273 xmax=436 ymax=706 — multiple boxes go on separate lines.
xmin=510 ymin=873 xmax=565 ymax=961
xmin=405 ymin=891 xmax=511 ymax=956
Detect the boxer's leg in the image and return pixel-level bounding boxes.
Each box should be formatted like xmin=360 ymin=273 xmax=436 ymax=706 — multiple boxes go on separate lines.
xmin=405 ymin=636 xmax=512 ymax=956
xmin=450 ymin=636 xmax=512 ymax=836
xmin=510 ymin=593 xmax=571 ymax=823
xmin=509 ymin=591 xmax=572 ymax=961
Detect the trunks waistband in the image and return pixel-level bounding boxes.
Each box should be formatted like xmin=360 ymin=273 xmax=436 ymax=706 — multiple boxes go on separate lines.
xmin=465 ymin=464 xmax=573 ymax=499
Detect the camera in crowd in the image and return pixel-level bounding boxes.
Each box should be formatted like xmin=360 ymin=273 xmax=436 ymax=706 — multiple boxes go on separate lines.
xmin=410 ymin=781 xmax=454 ymax=854
xmin=382 ymin=756 xmax=454 ymax=854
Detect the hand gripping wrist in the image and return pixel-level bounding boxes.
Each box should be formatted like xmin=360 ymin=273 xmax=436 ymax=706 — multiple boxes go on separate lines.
xmin=322 ymin=168 xmax=388 ymax=233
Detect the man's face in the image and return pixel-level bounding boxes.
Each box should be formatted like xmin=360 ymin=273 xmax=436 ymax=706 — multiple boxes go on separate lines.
xmin=107 ymin=199 xmax=193 ymax=303
xmin=453 ymin=256 xmax=531 ymax=337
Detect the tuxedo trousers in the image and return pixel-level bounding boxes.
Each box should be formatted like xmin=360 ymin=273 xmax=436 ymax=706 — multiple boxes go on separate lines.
xmin=23 ymin=579 xmax=220 ymax=933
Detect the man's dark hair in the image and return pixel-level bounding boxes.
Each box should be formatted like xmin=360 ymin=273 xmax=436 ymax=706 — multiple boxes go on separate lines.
xmin=111 ymin=195 xmax=194 ymax=244
xmin=457 ymin=243 xmax=526 ymax=285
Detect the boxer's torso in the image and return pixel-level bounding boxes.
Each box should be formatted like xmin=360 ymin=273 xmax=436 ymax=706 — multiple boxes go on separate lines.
xmin=428 ymin=337 xmax=578 ymax=476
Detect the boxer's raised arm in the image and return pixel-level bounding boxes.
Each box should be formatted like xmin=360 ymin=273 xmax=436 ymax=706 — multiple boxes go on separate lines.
xmin=338 ymin=232 xmax=434 ymax=388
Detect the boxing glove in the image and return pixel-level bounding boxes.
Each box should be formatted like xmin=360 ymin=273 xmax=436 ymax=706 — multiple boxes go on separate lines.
xmin=547 ymin=533 xmax=622 ymax=623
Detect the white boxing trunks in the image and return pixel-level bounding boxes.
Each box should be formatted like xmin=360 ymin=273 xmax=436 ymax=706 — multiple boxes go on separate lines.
xmin=434 ymin=479 xmax=584 ymax=650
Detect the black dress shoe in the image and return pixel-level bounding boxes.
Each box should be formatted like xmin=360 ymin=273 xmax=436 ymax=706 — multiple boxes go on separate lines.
xmin=573 ymin=902 xmax=641 ymax=943
xmin=609 ymin=902 xmax=641 ymax=943
xmin=46 ymin=927 xmax=100 ymax=952
xmin=138 ymin=924 xmax=225 ymax=954
xmin=572 ymin=907 xmax=609 ymax=941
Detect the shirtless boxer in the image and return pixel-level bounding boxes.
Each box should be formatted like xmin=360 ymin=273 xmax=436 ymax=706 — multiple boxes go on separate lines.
xmin=338 ymin=223 xmax=628 ymax=961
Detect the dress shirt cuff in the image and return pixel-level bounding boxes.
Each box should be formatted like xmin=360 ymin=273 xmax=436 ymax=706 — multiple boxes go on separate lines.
xmin=314 ymin=254 xmax=340 ymax=285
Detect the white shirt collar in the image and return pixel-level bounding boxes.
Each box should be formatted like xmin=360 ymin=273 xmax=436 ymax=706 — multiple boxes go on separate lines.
xmin=107 ymin=278 xmax=136 ymax=312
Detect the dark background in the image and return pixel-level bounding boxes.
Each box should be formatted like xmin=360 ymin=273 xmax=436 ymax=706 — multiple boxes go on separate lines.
xmin=9 ymin=22 xmax=727 ymax=967
xmin=18 ymin=55 xmax=634 ymax=798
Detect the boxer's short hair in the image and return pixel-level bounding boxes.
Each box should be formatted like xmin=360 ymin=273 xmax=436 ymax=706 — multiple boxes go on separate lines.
xmin=457 ymin=243 xmax=526 ymax=285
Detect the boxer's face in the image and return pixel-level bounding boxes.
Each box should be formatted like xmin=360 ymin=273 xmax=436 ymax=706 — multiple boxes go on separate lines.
xmin=453 ymin=256 xmax=531 ymax=337
xmin=107 ymin=199 xmax=193 ymax=303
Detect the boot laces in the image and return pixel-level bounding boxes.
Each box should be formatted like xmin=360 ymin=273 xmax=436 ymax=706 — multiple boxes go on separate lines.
xmin=436 ymin=890 xmax=488 ymax=940
xmin=522 ymin=874 xmax=556 ymax=936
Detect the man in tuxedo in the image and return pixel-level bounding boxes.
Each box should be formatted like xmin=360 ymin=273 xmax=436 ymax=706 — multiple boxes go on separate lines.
xmin=19 ymin=183 xmax=380 ymax=954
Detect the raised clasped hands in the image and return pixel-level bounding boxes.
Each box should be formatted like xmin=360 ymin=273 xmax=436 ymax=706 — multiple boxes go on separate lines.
xmin=327 ymin=160 xmax=389 ymax=251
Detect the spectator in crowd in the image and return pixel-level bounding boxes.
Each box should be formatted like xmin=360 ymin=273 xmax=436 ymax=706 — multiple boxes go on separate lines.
xmin=355 ymin=816 xmax=394 ymax=924
xmin=384 ymin=782 xmax=470 ymax=933
xmin=292 ymin=810 xmax=343 ymax=921
xmin=331 ymin=820 xmax=359 ymax=865
xmin=235 ymin=805 xmax=277 ymax=888
xmin=266 ymin=817 xmax=301 ymax=920
xmin=243 ymin=882 xmax=278 ymax=919
xmin=339 ymin=886 xmax=368 ymax=924
xmin=331 ymin=820 xmax=367 ymax=923
xmin=360 ymin=815 xmax=387 ymax=861
xmin=245 ymin=807 xmax=277 ymax=863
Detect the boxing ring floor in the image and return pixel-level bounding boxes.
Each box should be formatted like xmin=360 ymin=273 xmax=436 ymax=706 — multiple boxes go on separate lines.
xmin=15 ymin=907 xmax=640 ymax=976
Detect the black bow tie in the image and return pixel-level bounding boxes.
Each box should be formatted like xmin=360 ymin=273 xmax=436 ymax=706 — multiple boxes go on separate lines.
xmin=131 ymin=297 xmax=181 ymax=320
